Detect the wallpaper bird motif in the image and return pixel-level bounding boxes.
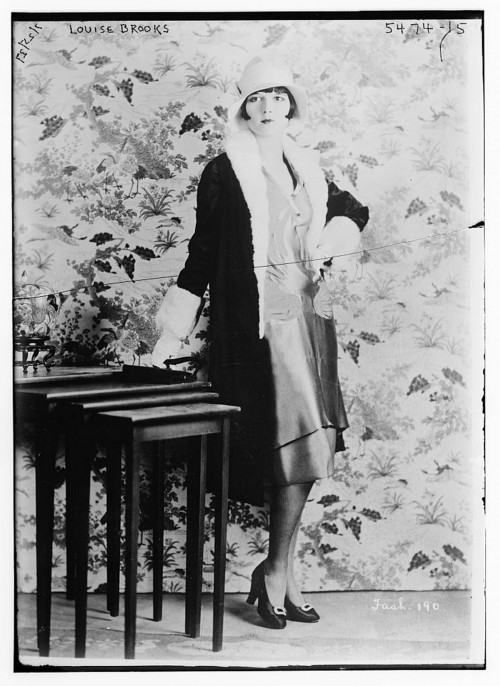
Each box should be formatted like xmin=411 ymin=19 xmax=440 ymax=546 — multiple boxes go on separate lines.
xmin=14 ymin=17 xmax=482 ymax=594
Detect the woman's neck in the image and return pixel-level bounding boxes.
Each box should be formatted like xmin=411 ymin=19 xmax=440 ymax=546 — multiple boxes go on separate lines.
xmin=254 ymin=134 xmax=295 ymax=194
xmin=255 ymin=135 xmax=285 ymax=169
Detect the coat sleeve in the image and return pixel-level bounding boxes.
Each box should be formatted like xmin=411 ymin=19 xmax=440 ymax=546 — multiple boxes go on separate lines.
xmin=176 ymin=157 xmax=222 ymax=297
xmin=152 ymin=158 xmax=222 ymax=366
xmin=326 ymin=180 xmax=369 ymax=232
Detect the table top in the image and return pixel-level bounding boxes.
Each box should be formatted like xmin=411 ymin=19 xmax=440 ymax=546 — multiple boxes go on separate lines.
xmin=97 ymin=402 xmax=241 ymax=426
xmin=14 ymin=366 xmax=121 ymax=386
xmin=16 ymin=379 xmax=212 ymax=402
xmin=66 ymin=391 xmax=220 ymax=413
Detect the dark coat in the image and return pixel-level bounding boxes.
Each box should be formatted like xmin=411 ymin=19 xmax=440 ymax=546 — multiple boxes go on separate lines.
xmin=177 ymin=152 xmax=369 ymax=504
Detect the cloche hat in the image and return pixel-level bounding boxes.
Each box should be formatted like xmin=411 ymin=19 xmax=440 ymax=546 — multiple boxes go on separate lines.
xmin=227 ymin=53 xmax=308 ymax=131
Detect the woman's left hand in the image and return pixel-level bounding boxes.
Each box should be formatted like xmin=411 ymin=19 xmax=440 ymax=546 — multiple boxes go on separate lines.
xmin=313 ymin=280 xmax=334 ymax=319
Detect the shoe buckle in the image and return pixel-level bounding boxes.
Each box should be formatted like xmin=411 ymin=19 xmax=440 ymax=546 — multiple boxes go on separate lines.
xmin=301 ymin=603 xmax=314 ymax=612
xmin=274 ymin=606 xmax=286 ymax=616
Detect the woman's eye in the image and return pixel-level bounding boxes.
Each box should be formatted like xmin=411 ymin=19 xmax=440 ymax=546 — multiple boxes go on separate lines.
xmin=248 ymin=96 xmax=260 ymax=103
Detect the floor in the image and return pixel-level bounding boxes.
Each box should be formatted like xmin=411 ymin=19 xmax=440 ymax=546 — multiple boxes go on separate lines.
xmin=16 ymin=590 xmax=480 ymax=669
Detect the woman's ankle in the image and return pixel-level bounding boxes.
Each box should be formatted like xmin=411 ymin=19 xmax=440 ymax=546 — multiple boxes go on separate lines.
xmin=264 ymin=558 xmax=288 ymax=577
xmin=286 ymin=573 xmax=306 ymax=606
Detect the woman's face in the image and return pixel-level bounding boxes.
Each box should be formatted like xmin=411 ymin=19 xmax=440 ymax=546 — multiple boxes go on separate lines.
xmin=244 ymin=88 xmax=291 ymax=138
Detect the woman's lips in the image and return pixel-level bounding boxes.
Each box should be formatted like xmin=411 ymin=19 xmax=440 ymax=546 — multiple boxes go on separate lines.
xmin=261 ymin=119 xmax=274 ymax=123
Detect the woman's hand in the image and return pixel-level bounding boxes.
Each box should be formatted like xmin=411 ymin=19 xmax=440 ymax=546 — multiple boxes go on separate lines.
xmin=151 ymin=331 xmax=182 ymax=368
xmin=313 ymin=280 xmax=334 ymax=319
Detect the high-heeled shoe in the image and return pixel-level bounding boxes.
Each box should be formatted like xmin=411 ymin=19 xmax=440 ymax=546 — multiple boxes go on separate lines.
xmin=284 ymin=596 xmax=320 ymax=623
xmin=246 ymin=562 xmax=287 ymax=629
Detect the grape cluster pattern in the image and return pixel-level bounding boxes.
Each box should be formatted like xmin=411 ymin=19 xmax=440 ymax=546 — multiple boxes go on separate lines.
xmin=359 ymin=331 xmax=381 ymax=344
xmin=179 ymin=112 xmax=204 ymax=135
xmin=442 ymin=367 xmax=465 ymax=386
xmin=359 ymin=154 xmax=379 ymax=167
xmin=132 ymin=70 xmax=154 ymax=84
xmin=92 ymin=105 xmax=110 ymax=117
xmin=263 ymin=24 xmax=287 ymax=47
xmin=407 ymin=374 xmax=430 ymax=395
xmin=40 ymin=115 xmax=65 ymax=140
xmin=89 ymin=56 xmax=111 ymax=68
xmin=317 ymin=493 xmax=340 ymax=506
xmin=93 ymin=84 xmax=110 ymax=96
xmin=344 ymin=163 xmax=359 ymax=187
xmin=343 ymin=516 xmax=362 ymax=540
xmin=316 ymin=140 xmax=336 ymax=153
xmin=405 ymin=197 xmax=428 ymax=218
xmin=118 ymin=78 xmax=134 ymax=103
xmin=408 ymin=550 xmax=431 ymax=572
xmin=360 ymin=508 xmax=382 ymax=521
xmin=346 ymin=340 xmax=360 ymax=364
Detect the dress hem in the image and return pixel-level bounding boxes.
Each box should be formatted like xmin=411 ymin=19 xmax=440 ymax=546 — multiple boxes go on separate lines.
xmin=271 ymin=423 xmax=347 ymax=452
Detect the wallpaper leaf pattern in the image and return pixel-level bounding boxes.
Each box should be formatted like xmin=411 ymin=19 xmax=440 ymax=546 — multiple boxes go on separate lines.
xmin=14 ymin=18 xmax=482 ymax=593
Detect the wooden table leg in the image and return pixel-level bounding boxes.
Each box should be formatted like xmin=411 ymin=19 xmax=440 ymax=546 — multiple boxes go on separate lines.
xmin=124 ymin=438 xmax=141 ymax=659
xmin=184 ymin=444 xmax=193 ymax=636
xmin=152 ymin=442 xmax=164 ymax=622
xmin=185 ymin=435 xmax=207 ymax=638
xmin=74 ymin=427 xmax=94 ymax=658
xmin=35 ymin=424 xmax=57 ymax=656
xmin=106 ymin=441 xmax=122 ymax=617
xmin=213 ymin=418 xmax=230 ymax=652
xmin=65 ymin=432 xmax=76 ymax=601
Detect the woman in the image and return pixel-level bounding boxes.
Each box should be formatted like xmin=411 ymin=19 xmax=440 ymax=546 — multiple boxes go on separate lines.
xmin=152 ymin=54 xmax=369 ymax=629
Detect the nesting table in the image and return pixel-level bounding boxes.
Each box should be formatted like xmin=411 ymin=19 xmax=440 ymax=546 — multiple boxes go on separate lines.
xmin=14 ymin=366 xmax=240 ymax=658
xmin=95 ymin=402 xmax=240 ymax=657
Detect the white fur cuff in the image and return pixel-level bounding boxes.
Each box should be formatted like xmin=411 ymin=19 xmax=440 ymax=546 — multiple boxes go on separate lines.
xmin=318 ymin=216 xmax=361 ymax=259
xmin=155 ymin=284 xmax=203 ymax=339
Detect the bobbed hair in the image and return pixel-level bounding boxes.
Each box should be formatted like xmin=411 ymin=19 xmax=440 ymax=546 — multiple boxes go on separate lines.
xmin=240 ymin=86 xmax=298 ymax=121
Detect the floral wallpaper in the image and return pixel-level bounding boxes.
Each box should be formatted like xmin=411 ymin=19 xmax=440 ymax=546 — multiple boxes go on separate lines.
xmin=14 ymin=17 xmax=483 ymax=594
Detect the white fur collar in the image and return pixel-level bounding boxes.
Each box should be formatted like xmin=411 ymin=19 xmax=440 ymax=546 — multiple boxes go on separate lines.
xmin=225 ymin=130 xmax=328 ymax=337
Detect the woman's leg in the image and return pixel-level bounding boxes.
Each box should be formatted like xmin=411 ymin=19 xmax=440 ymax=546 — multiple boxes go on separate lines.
xmin=286 ymin=517 xmax=307 ymax=606
xmin=264 ymin=481 xmax=314 ymax=608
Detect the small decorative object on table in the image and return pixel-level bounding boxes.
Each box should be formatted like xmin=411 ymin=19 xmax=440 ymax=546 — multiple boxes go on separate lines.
xmin=13 ymin=280 xmax=60 ymax=373
xmin=122 ymin=357 xmax=197 ymax=384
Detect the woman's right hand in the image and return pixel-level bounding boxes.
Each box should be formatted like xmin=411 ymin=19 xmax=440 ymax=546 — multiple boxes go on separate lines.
xmin=151 ymin=331 xmax=182 ymax=368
